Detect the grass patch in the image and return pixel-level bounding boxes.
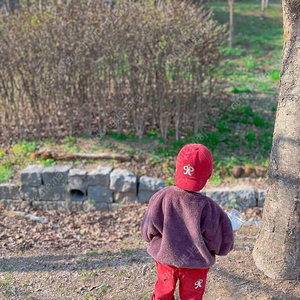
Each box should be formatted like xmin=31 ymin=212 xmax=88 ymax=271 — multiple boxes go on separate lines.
xmin=209 ymin=0 xmax=283 ymax=96
xmin=2 ymin=276 xmax=11 ymax=286
xmin=101 ymin=285 xmax=111 ymax=293
xmin=0 ymin=164 xmax=13 ymax=183
xmin=2 ymin=289 xmax=12 ymax=298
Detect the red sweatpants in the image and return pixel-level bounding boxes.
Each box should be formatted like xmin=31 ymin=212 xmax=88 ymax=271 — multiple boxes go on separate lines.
xmin=151 ymin=260 xmax=209 ymax=300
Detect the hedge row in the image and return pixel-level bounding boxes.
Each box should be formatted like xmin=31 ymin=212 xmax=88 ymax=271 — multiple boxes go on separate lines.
xmin=0 ymin=0 xmax=227 ymax=143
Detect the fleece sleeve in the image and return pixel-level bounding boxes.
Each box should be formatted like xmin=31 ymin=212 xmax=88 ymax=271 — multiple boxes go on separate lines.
xmin=200 ymin=200 xmax=234 ymax=256
xmin=140 ymin=193 xmax=163 ymax=243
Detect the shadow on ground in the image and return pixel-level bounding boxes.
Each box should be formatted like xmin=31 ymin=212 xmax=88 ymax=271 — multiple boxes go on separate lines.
xmin=0 ymin=248 xmax=151 ymax=273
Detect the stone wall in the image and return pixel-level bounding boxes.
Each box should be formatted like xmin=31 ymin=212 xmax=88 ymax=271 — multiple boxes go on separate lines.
xmin=202 ymin=186 xmax=267 ymax=209
xmin=0 ymin=164 xmax=267 ymax=211
xmin=0 ymin=165 xmax=165 ymax=212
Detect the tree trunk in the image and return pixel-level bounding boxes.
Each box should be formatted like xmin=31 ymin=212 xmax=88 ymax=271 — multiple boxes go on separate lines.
xmin=265 ymin=0 xmax=269 ymax=8
xmin=252 ymin=1 xmax=300 ymax=280
xmin=228 ymin=0 xmax=234 ymax=48
xmin=260 ymin=0 xmax=266 ymax=19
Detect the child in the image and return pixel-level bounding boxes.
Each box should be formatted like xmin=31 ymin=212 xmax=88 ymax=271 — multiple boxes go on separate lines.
xmin=141 ymin=144 xmax=234 ymax=300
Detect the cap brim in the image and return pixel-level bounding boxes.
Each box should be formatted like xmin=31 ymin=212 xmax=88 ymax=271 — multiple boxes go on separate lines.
xmin=175 ymin=176 xmax=208 ymax=192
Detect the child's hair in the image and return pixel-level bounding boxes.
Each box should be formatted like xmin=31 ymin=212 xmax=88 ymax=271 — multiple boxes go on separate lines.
xmin=174 ymin=143 xmax=213 ymax=192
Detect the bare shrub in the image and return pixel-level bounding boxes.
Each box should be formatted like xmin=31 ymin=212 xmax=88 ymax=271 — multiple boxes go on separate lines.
xmin=0 ymin=0 xmax=227 ymax=143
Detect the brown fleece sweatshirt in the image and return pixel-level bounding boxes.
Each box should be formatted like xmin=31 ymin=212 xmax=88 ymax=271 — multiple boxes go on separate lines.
xmin=141 ymin=186 xmax=234 ymax=269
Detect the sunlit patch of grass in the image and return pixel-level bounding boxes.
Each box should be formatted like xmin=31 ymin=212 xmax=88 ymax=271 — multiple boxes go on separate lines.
xmin=209 ymin=1 xmax=283 ymax=98
xmin=209 ymin=173 xmax=222 ymax=185
xmin=0 ymin=164 xmax=13 ymax=183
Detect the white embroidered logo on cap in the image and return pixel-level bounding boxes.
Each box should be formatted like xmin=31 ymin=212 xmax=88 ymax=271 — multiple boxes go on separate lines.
xmin=183 ymin=165 xmax=194 ymax=176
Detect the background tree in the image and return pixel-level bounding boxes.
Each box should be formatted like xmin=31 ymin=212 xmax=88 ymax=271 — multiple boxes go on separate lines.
xmin=260 ymin=0 xmax=269 ymax=19
xmin=252 ymin=0 xmax=300 ymax=280
xmin=228 ymin=0 xmax=234 ymax=47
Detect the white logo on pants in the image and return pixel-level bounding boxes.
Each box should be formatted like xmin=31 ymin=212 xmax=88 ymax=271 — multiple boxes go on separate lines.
xmin=195 ymin=279 xmax=203 ymax=289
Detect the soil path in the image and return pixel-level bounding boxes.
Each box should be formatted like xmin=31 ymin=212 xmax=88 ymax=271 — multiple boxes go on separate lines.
xmin=1 ymin=205 xmax=299 ymax=300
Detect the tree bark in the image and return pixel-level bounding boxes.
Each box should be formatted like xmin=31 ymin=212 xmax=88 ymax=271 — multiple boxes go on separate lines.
xmin=265 ymin=0 xmax=269 ymax=8
xmin=260 ymin=0 xmax=266 ymax=19
xmin=228 ymin=0 xmax=234 ymax=47
xmin=252 ymin=0 xmax=300 ymax=280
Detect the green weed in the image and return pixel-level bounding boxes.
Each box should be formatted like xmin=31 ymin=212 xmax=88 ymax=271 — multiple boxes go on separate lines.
xmin=232 ymin=85 xmax=252 ymax=94
xmin=127 ymin=148 xmax=134 ymax=154
xmin=228 ymin=193 xmax=238 ymax=209
xmin=64 ymin=135 xmax=76 ymax=145
xmin=88 ymin=251 xmax=99 ymax=257
xmin=165 ymin=177 xmax=174 ymax=186
xmin=149 ymin=154 xmax=163 ymax=164
xmin=209 ymin=173 xmax=222 ymax=185
xmin=91 ymin=147 xmax=100 ymax=152
xmin=0 ymin=164 xmax=13 ymax=183
xmin=21 ymin=141 xmax=38 ymax=153
xmin=70 ymin=146 xmax=79 ymax=152
xmin=147 ymin=129 xmax=159 ymax=137
xmin=245 ymin=131 xmax=256 ymax=144
xmin=40 ymin=158 xmax=56 ymax=166
xmin=12 ymin=142 xmax=34 ymax=157
xmin=109 ymin=132 xmax=128 ymax=141
xmin=269 ymin=69 xmax=280 ymax=81
xmin=85 ymin=292 xmax=93 ymax=300
xmin=253 ymin=115 xmax=265 ymax=127
xmin=217 ymin=122 xmax=231 ymax=133
xmin=43 ymin=138 xmax=56 ymax=146
xmin=3 ymin=276 xmax=11 ymax=286
xmin=3 ymin=289 xmax=12 ymax=297
xmin=101 ymin=285 xmax=111 ymax=293
xmin=9 ymin=141 xmax=38 ymax=165
xmin=61 ymin=136 xmax=77 ymax=152
xmin=100 ymin=142 xmax=110 ymax=150
xmin=221 ymin=46 xmax=243 ymax=56
xmin=120 ymin=249 xmax=133 ymax=257
xmin=80 ymin=133 xmax=91 ymax=139
xmin=243 ymin=56 xmax=259 ymax=70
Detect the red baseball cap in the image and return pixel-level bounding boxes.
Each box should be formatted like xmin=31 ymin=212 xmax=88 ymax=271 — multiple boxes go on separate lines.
xmin=175 ymin=144 xmax=213 ymax=192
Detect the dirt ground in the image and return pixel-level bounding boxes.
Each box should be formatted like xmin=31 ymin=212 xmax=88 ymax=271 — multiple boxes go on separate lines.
xmin=0 ymin=204 xmax=299 ymax=300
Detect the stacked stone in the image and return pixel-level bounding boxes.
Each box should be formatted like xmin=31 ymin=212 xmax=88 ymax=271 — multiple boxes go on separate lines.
xmin=0 ymin=183 xmax=24 ymax=210
xmin=19 ymin=164 xmax=44 ymax=209
xmin=204 ymin=185 xmax=259 ymax=209
xmin=138 ymin=176 xmax=165 ymax=203
xmin=29 ymin=165 xmax=70 ymax=210
xmin=84 ymin=166 xmax=113 ymax=212
xmin=257 ymin=189 xmax=267 ymax=207
xmin=110 ymin=169 xmax=137 ymax=203
xmin=0 ymin=164 xmax=268 ymax=212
